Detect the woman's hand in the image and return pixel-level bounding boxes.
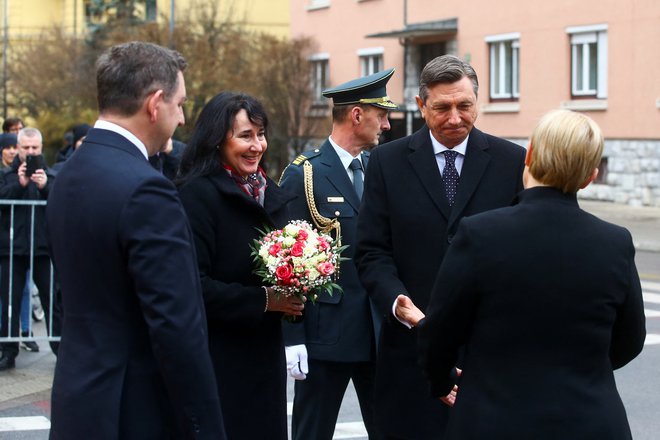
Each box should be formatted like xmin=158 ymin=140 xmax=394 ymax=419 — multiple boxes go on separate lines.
xmin=266 ymin=287 xmax=305 ymax=316
xmin=440 ymin=368 xmax=462 ymax=407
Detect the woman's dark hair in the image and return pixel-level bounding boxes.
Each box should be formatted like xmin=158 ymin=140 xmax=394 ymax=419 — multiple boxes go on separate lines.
xmin=176 ymin=92 xmax=268 ymax=186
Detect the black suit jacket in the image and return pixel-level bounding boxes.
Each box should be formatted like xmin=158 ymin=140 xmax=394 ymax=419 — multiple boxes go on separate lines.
xmin=178 ymin=170 xmax=295 ymax=440
xmin=355 ymin=125 xmax=526 ymax=439
xmin=418 ymin=187 xmax=646 ymax=439
xmin=46 ymin=128 xmax=225 ymax=440
xmin=280 ymin=141 xmax=376 ymax=362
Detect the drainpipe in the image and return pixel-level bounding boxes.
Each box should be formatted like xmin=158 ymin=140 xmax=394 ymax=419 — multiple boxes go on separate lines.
xmin=3 ymin=0 xmax=8 ymax=119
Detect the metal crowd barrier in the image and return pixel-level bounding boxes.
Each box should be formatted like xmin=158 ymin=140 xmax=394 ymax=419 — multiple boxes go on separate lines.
xmin=0 ymin=199 xmax=60 ymax=344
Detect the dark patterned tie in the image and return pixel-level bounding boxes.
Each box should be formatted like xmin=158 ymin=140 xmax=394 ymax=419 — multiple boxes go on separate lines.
xmin=349 ymin=158 xmax=364 ymax=200
xmin=442 ymin=150 xmax=460 ymax=206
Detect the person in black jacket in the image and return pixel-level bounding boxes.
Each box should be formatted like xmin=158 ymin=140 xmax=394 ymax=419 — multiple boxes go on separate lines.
xmin=0 ymin=127 xmax=59 ymax=370
xmin=177 ymin=92 xmax=304 ymax=440
xmin=416 ymin=109 xmax=646 ymax=439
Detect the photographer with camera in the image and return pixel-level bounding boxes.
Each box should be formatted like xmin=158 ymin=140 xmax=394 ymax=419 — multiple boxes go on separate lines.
xmin=0 ymin=127 xmax=59 ymax=371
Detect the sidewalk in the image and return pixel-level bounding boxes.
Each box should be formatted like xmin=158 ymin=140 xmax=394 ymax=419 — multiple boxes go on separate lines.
xmin=580 ymin=199 xmax=660 ymax=253
xmin=0 ymin=199 xmax=658 ymax=409
xmin=0 ymin=321 xmax=55 ymax=409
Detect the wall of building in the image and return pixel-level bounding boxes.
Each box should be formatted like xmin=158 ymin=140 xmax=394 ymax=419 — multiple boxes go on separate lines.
xmin=291 ymin=0 xmax=660 ymax=206
xmin=1 ymin=1 xmax=82 ymax=38
xmin=165 ymin=0 xmax=290 ymax=38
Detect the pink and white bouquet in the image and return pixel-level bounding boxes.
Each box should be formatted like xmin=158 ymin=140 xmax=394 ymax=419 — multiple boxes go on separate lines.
xmin=251 ymin=220 xmax=345 ymax=302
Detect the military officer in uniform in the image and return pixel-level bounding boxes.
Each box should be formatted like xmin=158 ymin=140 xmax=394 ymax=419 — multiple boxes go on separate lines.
xmin=280 ymin=69 xmax=397 ymax=440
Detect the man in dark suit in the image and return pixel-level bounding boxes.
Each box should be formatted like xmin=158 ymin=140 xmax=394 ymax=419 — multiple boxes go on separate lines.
xmin=354 ymin=55 xmax=526 ymax=439
xmin=280 ymin=69 xmax=397 ymax=440
xmin=417 ymin=109 xmax=646 ymax=439
xmin=46 ymin=41 xmax=225 ymax=439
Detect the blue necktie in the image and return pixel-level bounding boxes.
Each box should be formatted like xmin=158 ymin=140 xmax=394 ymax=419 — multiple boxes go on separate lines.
xmin=442 ymin=150 xmax=459 ymax=206
xmin=349 ymin=158 xmax=364 ymax=200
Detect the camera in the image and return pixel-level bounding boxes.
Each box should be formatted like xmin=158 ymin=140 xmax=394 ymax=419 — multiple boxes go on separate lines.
xmin=25 ymin=154 xmax=45 ymax=177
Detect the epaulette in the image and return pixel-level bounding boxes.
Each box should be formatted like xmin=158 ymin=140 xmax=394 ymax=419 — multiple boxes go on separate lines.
xmin=292 ymin=148 xmax=322 ymax=166
xmin=292 ymin=154 xmax=308 ymax=166
xmin=279 ymin=149 xmax=322 ymax=185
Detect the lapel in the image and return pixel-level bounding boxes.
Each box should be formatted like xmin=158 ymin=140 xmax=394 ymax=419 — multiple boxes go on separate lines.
xmin=447 ymin=127 xmax=491 ymax=228
xmin=407 ymin=126 xmax=451 ymax=221
xmin=318 ymin=141 xmax=361 ymax=211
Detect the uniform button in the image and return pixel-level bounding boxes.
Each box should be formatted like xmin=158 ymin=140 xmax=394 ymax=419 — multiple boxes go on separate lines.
xmin=334 ymin=211 xmax=340 ymax=216
xmin=191 ymin=416 xmax=200 ymax=432
xmin=314 ymin=149 xmax=320 ymax=152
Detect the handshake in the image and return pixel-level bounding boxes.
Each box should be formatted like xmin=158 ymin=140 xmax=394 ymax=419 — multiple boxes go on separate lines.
xmin=285 ymin=344 xmax=309 ymax=380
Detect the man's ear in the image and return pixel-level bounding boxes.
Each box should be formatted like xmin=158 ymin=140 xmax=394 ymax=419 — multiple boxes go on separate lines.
xmin=146 ymin=89 xmax=164 ymax=123
xmin=580 ymin=168 xmax=599 ymax=189
xmin=351 ymin=106 xmax=363 ymax=125
xmin=415 ymin=95 xmax=425 ymax=118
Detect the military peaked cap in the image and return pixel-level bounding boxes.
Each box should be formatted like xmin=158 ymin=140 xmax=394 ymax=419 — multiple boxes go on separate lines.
xmin=322 ymin=68 xmax=397 ymax=109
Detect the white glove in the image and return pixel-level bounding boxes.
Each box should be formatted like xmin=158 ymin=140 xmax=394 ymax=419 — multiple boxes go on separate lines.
xmin=285 ymin=344 xmax=309 ymax=380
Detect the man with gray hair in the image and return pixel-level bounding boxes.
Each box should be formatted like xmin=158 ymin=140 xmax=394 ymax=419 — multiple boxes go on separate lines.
xmin=355 ymin=54 xmax=526 ymax=439
xmin=47 ymin=41 xmax=225 ymax=439
xmin=0 ymin=127 xmax=59 ymax=370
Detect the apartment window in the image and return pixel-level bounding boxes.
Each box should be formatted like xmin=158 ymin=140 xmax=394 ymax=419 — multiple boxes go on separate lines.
xmin=485 ymin=33 xmax=520 ymax=100
xmin=310 ymin=54 xmax=329 ymax=105
xmin=358 ymin=48 xmax=384 ymax=76
xmin=145 ymin=0 xmax=157 ymax=21
xmin=567 ymin=24 xmax=608 ymax=98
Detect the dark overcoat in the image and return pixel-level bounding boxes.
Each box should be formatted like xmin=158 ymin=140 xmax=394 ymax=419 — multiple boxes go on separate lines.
xmin=280 ymin=141 xmax=376 ymax=362
xmin=46 ymin=128 xmax=225 ymax=439
xmin=355 ymin=125 xmax=526 ymax=439
xmin=418 ymin=187 xmax=646 ymax=439
xmin=178 ymin=170 xmax=295 ymax=440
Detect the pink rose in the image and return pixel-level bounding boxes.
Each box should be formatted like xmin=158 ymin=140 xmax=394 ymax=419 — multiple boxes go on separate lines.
xmin=317 ymin=237 xmax=330 ymax=251
xmin=275 ymin=264 xmax=293 ymax=283
xmin=268 ymin=243 xmax=282 ymax=256
xmin=317 ymin=262 xmax=335 ymax=276
xmin=291 ymin=241 xmax=305 ymax=257
xmin=297 ymin=229 xmax=308 ymax=241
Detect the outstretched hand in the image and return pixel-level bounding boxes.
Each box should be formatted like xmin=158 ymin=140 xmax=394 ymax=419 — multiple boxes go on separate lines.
xmin=394 ymin=294 xmax=425 ymax=327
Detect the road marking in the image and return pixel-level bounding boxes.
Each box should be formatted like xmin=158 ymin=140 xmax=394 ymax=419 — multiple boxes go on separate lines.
xmin=641 ymin=281 xmax=660 ymax=292
xmin=644 ymin=334 xmax=660 ymax=345
xmin=287 ymin=402 xmax=367 ymax=439
xmin=644 ymin=292 xmax=660 ymax=305
xmin=333 ymin=421 xmax=368 ymax=439
xmin=0 ymin=416 xmax=50 ymax=431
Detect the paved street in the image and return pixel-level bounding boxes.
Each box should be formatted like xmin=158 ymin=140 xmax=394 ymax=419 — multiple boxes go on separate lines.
xmin=1 ymin=199 xmax=659 ymax=439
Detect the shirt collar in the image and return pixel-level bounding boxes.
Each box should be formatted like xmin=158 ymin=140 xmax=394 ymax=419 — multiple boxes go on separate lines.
xmin=328 ymin=136 xmax=362 ymax=171
xmin=94 ymin=120 xmax=149 ymax=159
xmin=430 ymin=131 xmax=469 ymax=157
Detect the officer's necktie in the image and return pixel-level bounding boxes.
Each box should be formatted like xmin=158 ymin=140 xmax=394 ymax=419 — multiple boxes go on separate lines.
xmin=442 ymin=150 xmax=460 ymax=206
xmin=349 ymin=158 xmax=364 ymax=200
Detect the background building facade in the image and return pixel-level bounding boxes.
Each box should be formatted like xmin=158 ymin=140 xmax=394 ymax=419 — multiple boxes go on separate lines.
xmin=291 ymin=0 xmax=660 ymax=206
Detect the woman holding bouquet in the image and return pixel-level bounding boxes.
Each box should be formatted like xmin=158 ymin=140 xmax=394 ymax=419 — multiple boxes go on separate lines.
xmin=177 ymin=92 xmax=304 ymax=440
